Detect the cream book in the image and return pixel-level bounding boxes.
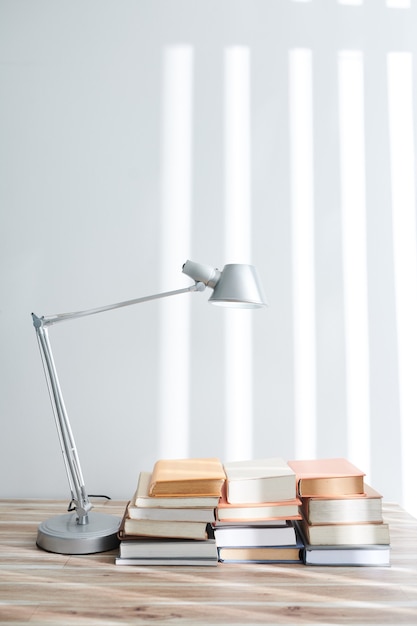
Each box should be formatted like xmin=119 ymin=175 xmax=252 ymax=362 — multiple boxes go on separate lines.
xmin=223 ymin=458 xmax=296 ymax=504
xmin=288 ymin=458 xmax=365 ymax=497
xmin=128 ymin=501 xmax=215 ymax=523
xmin=119 ymin=510 xmax=209 ymax=540
xmin=297 ymin=518 xmax=390 ymax=546
xmin=148 ymin=458 xmax=226 ymax=497
xmin=300 ymin=484 xmax=383 ymax=525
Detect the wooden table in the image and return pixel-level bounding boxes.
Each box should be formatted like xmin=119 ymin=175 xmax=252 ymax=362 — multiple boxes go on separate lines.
xmin=1 ymin=499 xmax=416 ymax=624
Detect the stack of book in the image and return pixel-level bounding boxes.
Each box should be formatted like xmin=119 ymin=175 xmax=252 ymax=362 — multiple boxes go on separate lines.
xmin=116 ymin=458 xmax=225 ymax=566
xmin=213 ymin=458 xmax=304 ymax=563
xmin=288 ymin=458 xmax=391 ymax=566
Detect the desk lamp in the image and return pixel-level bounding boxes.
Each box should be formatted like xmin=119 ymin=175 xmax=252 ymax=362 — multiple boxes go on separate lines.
xmin=31 ymin=260 xmax=267 ymax=554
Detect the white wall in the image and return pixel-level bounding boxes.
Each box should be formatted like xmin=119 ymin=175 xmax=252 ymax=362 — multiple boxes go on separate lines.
xmin=1 ymin=0 xmax=416 ymax=518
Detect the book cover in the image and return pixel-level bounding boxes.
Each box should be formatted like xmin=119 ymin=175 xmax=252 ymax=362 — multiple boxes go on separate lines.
xmin=127 ymin=478 xmax=215 ymax=523
xmin=216 ymin=495 xmax=302 ymax=522
xmin=119 ymin=536 xmax=218 ymax=559
xmin=115 ymin=557 xmax=218 ymax=566
xmin=133 ymin=472 xmax=220 ymax=509
xmin=128 ymin=502 xmax=215 ymax=523
xmin=217 ymin=541 xmax=303 ymax=564
xmin=148 ymin=458 xmax=226 ymax=497
xmin=296 ymin=518 xmax=390 ymax=546
xmin=121 ymin=517 xmax=209 ymax=540
xmin=223 ymin=457 xmax=296 ymax=504
xmin=118 ymin=504 xmax=209 ymax=540
xmin=302 ymin=545 xmax=390 ymax=566
xmin=301 ymin=484 xmax=383 ymax=525
xmin=213 ymin=521 xmax=297 ymax=548
xmin=288 ymin=458 xmax=365 ymax=497
xmin=213 ymin=519 xmax=291 ymax=527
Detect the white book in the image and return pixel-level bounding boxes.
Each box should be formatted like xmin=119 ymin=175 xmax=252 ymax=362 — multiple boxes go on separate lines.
xmin=224 ymin=458 xmax=296 ymax=504
xmin=303 ymin=545 xmax=390 ymax=566
xmin=213 ymin=522 xmax=297 ymax=548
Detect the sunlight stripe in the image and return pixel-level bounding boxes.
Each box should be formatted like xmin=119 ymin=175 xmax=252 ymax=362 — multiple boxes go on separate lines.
xmin=158 ymin=45 xmax=194 ymax=458
xmin=224 ymin=46 xmax=253 ymax=460
xmin=387 ymin=52 xmax=417 ymax=519
xmin=289 ymin=48 xmax=317 ymax=458
xmin=338 ymin=50 xmax=371 ymax=476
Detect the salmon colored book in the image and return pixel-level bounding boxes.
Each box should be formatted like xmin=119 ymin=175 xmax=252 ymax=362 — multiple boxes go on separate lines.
xmin=287 ymin=458 xmax=365 ymax=497
xmin=148 ymin=458 xmax=226 ymax=497
xmin=216 ymin=495 xmax=302 ymax=522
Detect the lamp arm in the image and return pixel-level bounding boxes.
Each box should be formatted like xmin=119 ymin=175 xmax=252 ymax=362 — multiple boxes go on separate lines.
xmin=32 ymin=280 xmax=206 ymax=525
xmin=36 ymin=322 xmax=92 ymax=522
xmin=36 ymin=282 xmax=206 ymax=327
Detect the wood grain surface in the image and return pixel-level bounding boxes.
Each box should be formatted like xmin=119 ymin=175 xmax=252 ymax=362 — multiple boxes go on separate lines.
xmin=0 ymin=499 xmax=416 ymax=625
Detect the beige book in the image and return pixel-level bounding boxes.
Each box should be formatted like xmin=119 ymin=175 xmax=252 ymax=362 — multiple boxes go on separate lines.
xmin=297 ymin=518 xmax=390 ymax=546
xmin=133 ymin=471 xmax=220 ymax=509
xmin=121 ymin=516 xmax=209 ymax=540
xmin=148 ymin=457 xmax=226 ymax=497
xmin=300 ymin=484 xmax=383 ymax=525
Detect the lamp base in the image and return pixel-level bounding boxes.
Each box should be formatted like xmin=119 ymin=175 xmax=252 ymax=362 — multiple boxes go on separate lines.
xmin=36 ymin=511 xmax=121 ymax=554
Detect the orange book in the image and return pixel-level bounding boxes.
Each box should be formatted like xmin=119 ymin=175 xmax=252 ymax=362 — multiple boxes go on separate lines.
xmin=288 ymin=458 xmax=365 ymax=497
xmin=148 ymin=458 xmax=226 ymax=497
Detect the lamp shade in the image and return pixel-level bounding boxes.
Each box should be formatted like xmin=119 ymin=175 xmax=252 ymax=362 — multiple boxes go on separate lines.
xmin=209 ymin=264 xmax=267 ymax=309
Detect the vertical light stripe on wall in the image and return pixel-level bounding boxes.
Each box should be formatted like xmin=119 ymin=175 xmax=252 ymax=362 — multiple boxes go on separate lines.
xmin=289 ymin=49 xmax=317 ymax=458
xmin=158 ymin=45 xmax=194 ymax=458
xmin=224 ymin=46 xmax=253 ymax=461
xmin=338 ymin=51 xmax=371 ymax=476
xmin=387 ymin=52 xmax=417 ymax=518
xmin=386 ymin=0 xmax=411 ymax=8
xmin=338 ymin=0 xmax=363 ymax=5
